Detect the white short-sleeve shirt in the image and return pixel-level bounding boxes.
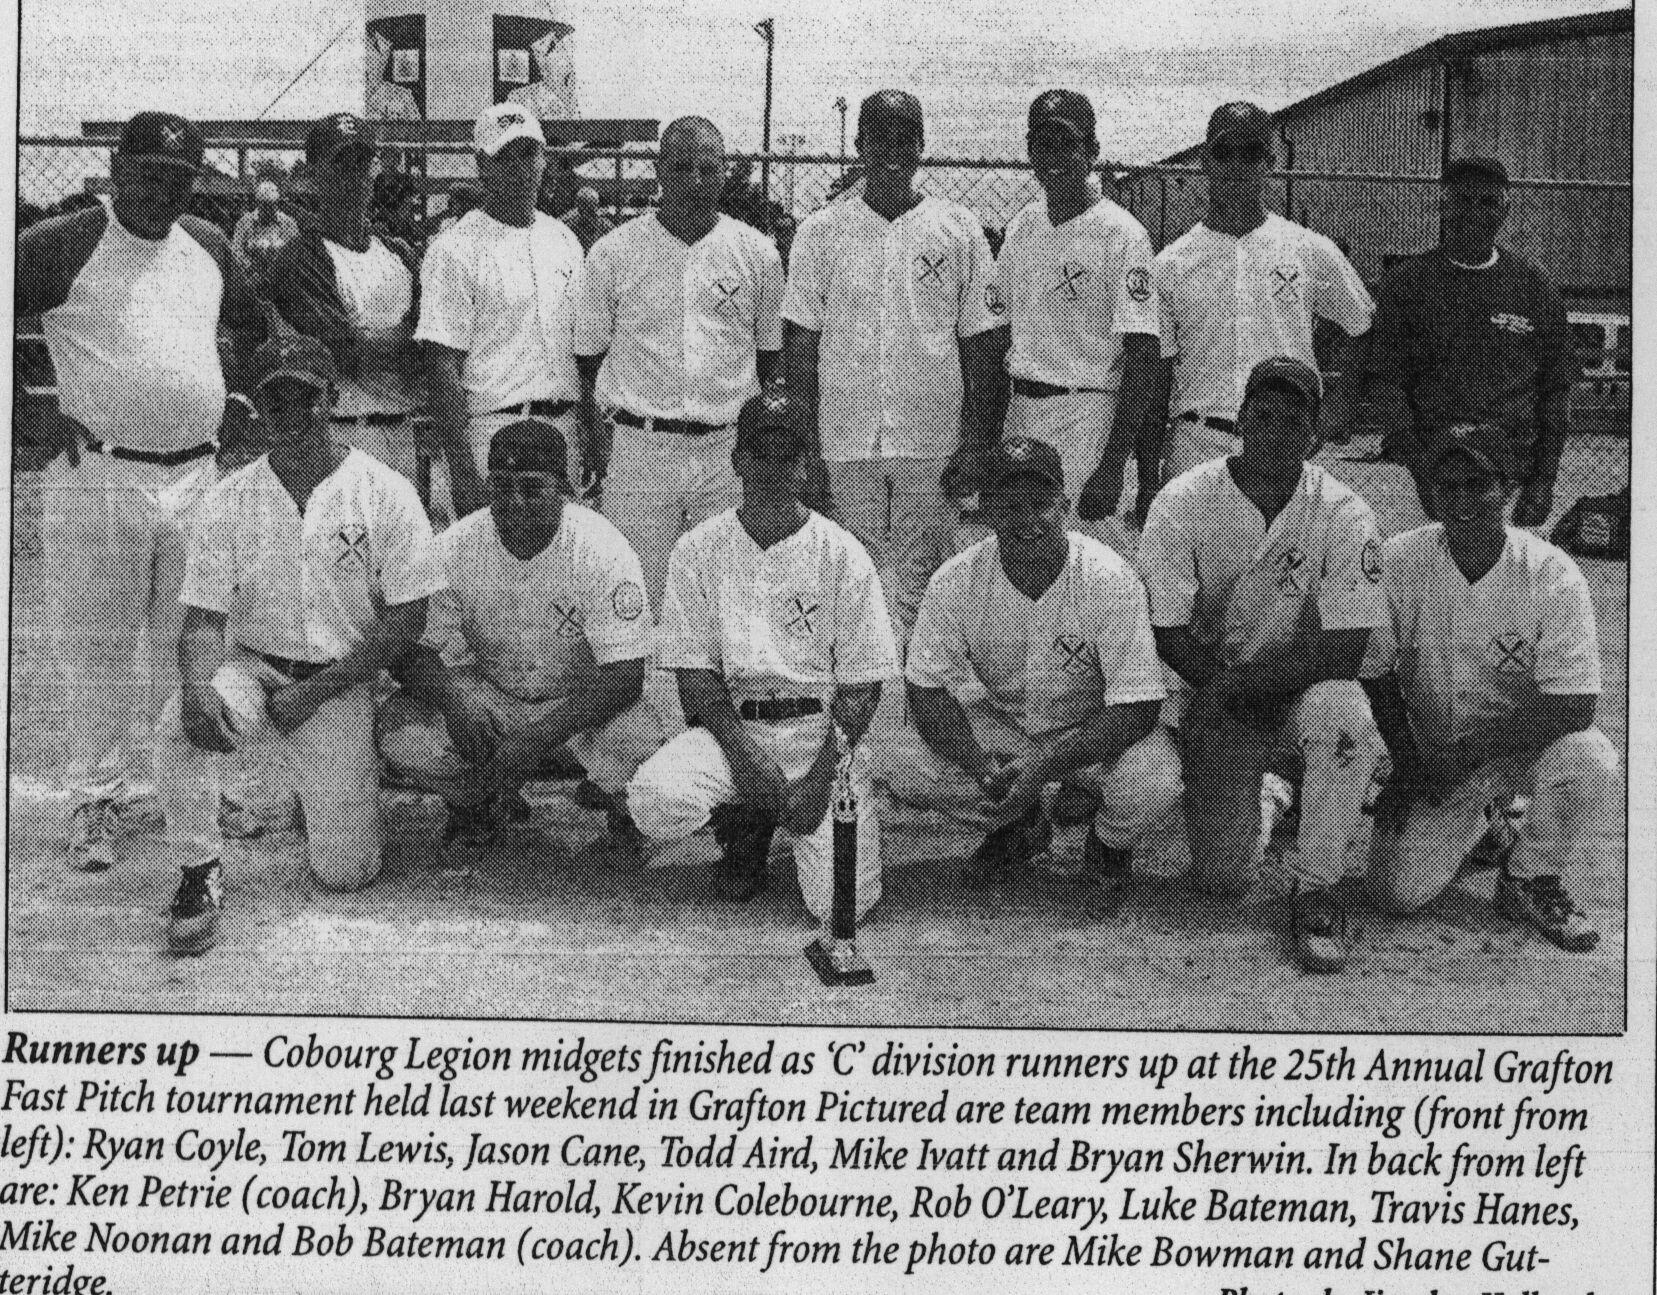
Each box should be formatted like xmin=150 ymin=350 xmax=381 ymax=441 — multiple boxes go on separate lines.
xmin=782 ymin=194 xmax=1003 ymax=462
xmin=182 ymin=449 xmax=445 ymax=663
xmin=1137 ymin=459 xmax=1385 ymax=670
xmin=658 ymin=510 xmax=898 ymax=698
xmin=999 ymin=196 xmax=1159 ymax=391
xmin=907 ymin=534 xmax=1166 ymax=737
xmin=571 ymin=213 xmax=784 ymax=426
xmin=1361 ymin=525 xmax=1601 ymax=752
xmin=1154 ymin=213 xmax=1374 ymax=421
xmin=421 ymin=503 xmax=652 ymax=701
xmin=324 ymin=235 xmax=418 ymax=417
xmin=414 ymin=209 xmax=583 ymax=414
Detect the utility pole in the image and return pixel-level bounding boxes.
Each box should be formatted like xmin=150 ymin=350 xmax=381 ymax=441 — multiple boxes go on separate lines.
xmin=833 ymin=96 xmax=848 ymax=172
xmin=755 ymin=19 xmax=775 ymax=223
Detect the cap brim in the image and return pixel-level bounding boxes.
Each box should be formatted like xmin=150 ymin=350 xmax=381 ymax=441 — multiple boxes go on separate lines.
xmin=255 ymin=369 xmax=330 ymax=391
xmin=986 ymin=469 xmax=1064 ymax=495
xmin=120 ymin=152 xmax=202 ymax=171
xmin=481 ymin=124 xmax=544 ymax=156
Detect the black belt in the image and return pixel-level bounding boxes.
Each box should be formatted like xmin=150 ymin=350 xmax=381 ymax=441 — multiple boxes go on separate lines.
xmin=257 ymin=653 xmax=334 ymax=683
xmin=1178 ymin=412 xmax=1237 ymax=433
xmin=738 ymin=697 xmax=824 ymax=723
xmin=83 ymin=438 xmax=216 ymax=467
xmin=612 ymin=409 xmax=724 ymax=435
xmin=333 ymin=412 xmax=410 ymax=426
xmin=492 ymin=399 xmax=576 ymax=419
xmin=1012 ymin=377 xmax=1107 ymax=399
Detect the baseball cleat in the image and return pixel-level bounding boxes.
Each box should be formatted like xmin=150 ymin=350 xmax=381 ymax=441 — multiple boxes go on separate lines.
xmin=1290 ymin=883 xmax=1350 ymax=973
xmin=962 ymin=804 xmax=1049 ymax=890
xmin=441 ymin=800 xmax=499 ymax=857
xmin=167 ymin=861 xmax=224 ymax=956
xmin=66 ymin=798 xmax=118 ymax=873
xmin=711 ymin=805 xmax=774 ymax=903
xmin=1494 ymin=871 xmax=1599 ymax=952
xmin=1077 ymin=832 xmax=1132 ymax=918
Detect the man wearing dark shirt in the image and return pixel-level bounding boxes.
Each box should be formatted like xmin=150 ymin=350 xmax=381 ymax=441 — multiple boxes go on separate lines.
xmin=1365 ymin=157 xmax=1579 ymax=527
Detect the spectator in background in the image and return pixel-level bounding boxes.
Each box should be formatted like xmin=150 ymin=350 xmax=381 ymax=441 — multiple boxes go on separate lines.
xmin=231 ymin=179 xmax=299 ymax=285
xmin=772 ymin=213 xmax=796 ymax=271
xmin=564 ymin=186 xmax=612 ymax=251
xmin=540 ymin=157 xmax=581 ymax=220
xmin=439 ymin=183 xmax=480 ymax=234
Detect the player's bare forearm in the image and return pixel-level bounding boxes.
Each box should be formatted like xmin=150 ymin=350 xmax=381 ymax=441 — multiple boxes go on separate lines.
xmin=1153 ymin=625 xmax=1225 ymax=691
xmin=521 ymin=658 xmax=647 ymax=751
xmin=1032 ymin=699 xmax=1160 ymax=785
xmin=1319 ymin=331 xmax=1365 ymax=435
xmin=1451 ymin=693 xmax=1597 ymax=778
xmin=179 ymin=605 xmax=234 ymax=753
xmin=1233 ymin=628 xmax=1371 ymax=702
xmin=396 ymin=643 xmax=463 ymax=710
xmin=784 ymin=323 xmax=821 ymax=441
xmin=1363 ymin=674 xmax=1422 ymax=781
xmin=574 ymin=353 xmax=607 ymax=479
xmin=1530 ymin=389 xmax=1571 ymax=485
xmin=425 ymin=344 xmax=484 ymax=514
xmin=1107 ymin=334 xmax=1161 ymax=460
xmin=960 ymin=325 xmax=1010 ymax=453
xmin=830 ymin=682 xmax=881 ymax=748
xmin=908 ymin=683 xmax=994 ymax=783
xmin=755 ymin=349 xmax=780 ymax=390
xmin=272 ymin=599 xmax=428 ymax=733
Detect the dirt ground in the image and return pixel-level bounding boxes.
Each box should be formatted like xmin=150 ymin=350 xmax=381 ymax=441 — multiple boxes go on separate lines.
xmin=5 ymin=444 xmax=1629 ymax=1031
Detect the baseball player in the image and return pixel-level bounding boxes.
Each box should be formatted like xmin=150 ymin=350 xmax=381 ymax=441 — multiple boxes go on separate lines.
xmin=572 ymin=116 xmax=785 ymax=613
xmin=1365 ymin=158 xmax=1580 ymax=529
xmin=1152 ymin=102 xmax=1374 ymax=484
xmin=996 ymin=90 xmax=1162 ymax=554
xmin=627 ymin=391 xmax=898 ymax=921
xmin=905 ymin=437 xmax=1178 ymax=915
xmin=378 ymin=418 xmax=662 ymax=854
xmin=267 ymin=114 xmax=422 ymax=485
xmin=1360 ymin=422 xmax=1612 ymax=951
xmin=417 ymin=103 xmax=584 ymax=518
xmin=16 ymin=112 xmax=268 ymax=873
xmin=1138 ymin=357 xmax=1385 ymax=972
xmin=783 ymin=90 xmax=1005 ymax=638
xmin=155 ymin=334 xmax=443 ymax=955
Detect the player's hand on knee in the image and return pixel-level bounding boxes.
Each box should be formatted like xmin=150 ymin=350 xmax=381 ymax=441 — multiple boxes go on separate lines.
xmin=732 ymin=754 xmax=790 ymax=821
xmin=782 ymin=762 xmax=837 ymax=836
xmin=182 ymin=685 xmax=236 ymax=754
xmin=981 ymin=752 xmax=1044 ymax=818
xmin=266 ymin=683 xmax=323 ymax=736
xmin=445 ymin=688 xmax=502 ymax=766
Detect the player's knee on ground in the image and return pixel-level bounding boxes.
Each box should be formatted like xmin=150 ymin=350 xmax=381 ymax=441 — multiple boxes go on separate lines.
xmin=1366 ymin=831 xmax=1460 ymax=915
xmin=307 ymin=805 xmax=383 ymax=893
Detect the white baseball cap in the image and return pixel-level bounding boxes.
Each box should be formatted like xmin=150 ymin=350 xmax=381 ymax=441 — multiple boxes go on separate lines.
xmin=474 ymin=103 xmax=545 ymax=156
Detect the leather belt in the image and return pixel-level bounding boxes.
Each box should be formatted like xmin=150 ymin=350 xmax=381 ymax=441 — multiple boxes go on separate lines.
xmin=738 ymin=697 xmax=824 ymax=723
xmin=83 ymin=438 xmax=216 ymax=467
xmin=612 ymin=409 xmax=725 ymax=436
xmin=257 ymin=653 xmax=334 ymax=683
xmin=492 ymin=399 xmax=576 ymax=420
xmin=333 ymin=412 xmax=410 ymax=427
xmin=1012 ymin=377 xmax=1107 ymax=399
xmin=1178 ymin=412 xmax=1237 ymax=433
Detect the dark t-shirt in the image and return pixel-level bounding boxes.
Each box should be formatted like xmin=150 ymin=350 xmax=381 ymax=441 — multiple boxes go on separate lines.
xmin=1365 ymin=247 xmax=1578 ymax=460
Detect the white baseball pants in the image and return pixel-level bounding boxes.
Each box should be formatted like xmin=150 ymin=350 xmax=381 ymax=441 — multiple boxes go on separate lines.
xmin=1005 ymin=389 xmax=1135 ymax=556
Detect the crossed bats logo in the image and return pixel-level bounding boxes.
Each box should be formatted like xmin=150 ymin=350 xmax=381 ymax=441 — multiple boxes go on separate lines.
xmin=334 ymin=524 xmax=369 ymax=568
xmin=1275 ymin=546 xmax=1307 ymax=593
xmin=712 ymin=278 xmax=743 ymax=317
xmin=915 ymin=251 xmax=947 ymax=285
xmin=782 ymin=593 xmax=820 ymax=638
xmin=1055 ymin=261 xmax=1088 ymax=302
xmin=1271 ymin=265 xmax=1301 ymax=302
xmin=1491 ymin=631 xmax=1532 ymax=673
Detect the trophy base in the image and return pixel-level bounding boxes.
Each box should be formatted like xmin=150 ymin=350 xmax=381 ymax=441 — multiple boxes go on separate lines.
xmin=805 ymin=936 xmax=875 ymax=986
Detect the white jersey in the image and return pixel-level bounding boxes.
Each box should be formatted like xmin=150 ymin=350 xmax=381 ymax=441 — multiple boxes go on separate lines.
xmin=415 ymin=209 xmax=583 ymax=414
xmin=907 ymin=533 xmax=1165 ymax=737
xmin=1138 ymin=459 xmax=1385 ymax=669
xmin=572 ymin=213 xmax=784 ymax=425
xmin=423 ymin=503 xmax=653 ymax=701
xmin=182 ymin=449 xmax=445 ymax=663
xmin=782 ymin=194 xmax=1002 ymax=461
xmin=1361 ymin=525 xmax=1601 ymax=752
xmin=659 ymin=510 xmax=897 ymax=699
xmin=999 ymin=195 xmax=1159 ymax=390
xmin=324 ymin=235 xmax=418 ymax=416
xmin=1154 ymin=213 xmax=1374 ymax=420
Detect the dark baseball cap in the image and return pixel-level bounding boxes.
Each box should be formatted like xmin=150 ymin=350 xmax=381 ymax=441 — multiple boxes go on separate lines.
xmin=488 ymin=418 xmax=568 ymax=476
xmin=248 ymin=334 xmax=338 ymax=392
xmin=116 ymin=112 xmax=204 ymax=171
xmin=306 ymin=113 xmax=378 ymax=166
xmin=1243 ymin=355 xmax=1322 ymax=409
xmin=1428 ymin=422 xmax=1514 ymax=479
xmin=1207 ymin=101 xmax=1273 ymax=145
xmin=858 ymin=91 xmax=924 ymax=142
xmin=985 ymin=437 xmax=1065 ymax=496
xmin=1028 ymin=89 xmax=1096 ymax=143
xmin=735 ymin=389 xmax=810 ymax=454
xmin=1442 ymin=156 xmax=1510 ymax=187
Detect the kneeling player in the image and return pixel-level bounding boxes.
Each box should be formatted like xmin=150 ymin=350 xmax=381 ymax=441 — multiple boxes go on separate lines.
xmin=1361 ymin=423 xmax=1613 ymax=950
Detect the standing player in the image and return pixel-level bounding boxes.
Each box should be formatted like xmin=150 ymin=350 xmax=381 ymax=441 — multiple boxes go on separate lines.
xmin=1361 ymin=423 xmax=1613 ymax=950
xmin=627 ymin=392 xmax=897 ymax=920
xmin=378 ymin=419 xmax=662 ymax=854
xmin=1365 ymin=158 xmax=1579 ymax=528
xmin=1138 ymin=358 xmax=1384 ymax=972
xmin=267 ymin=114 xmax=422 ymax=484
xmin=417 ymin=104 xmax=583 ymax=517
xmin=905 ymin=437 xmax=1177 ymax=915
xmin=573 ymin=116 xmax=784 ymax=612
xmin=1152 ymin=103 xmax=1374 ymax=484
xmin=997 ymin=91 xmax=1162 ymax=553
xmin=783 ymin=90 xmax=1005 ymax=637
xmin=156 ymin=335 xmax=443 ymax=955
xmin=16 ymin=112 xmax=267 ymax=872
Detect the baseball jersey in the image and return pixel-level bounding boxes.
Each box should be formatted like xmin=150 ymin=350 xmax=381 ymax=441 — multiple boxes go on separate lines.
xmin=907 ymin=533 xmax=1166 ymax=737
xmin=1138 ymin=459 xmax=1385 ymax=670
xmin=658 ymin=510 xmax=898 ymax=699
xmin=17 ymin=204 xmax=258 ymax=452
xmin=999 ymin=195 xmax=1160 ymax=390
xmin=1154 ymin=213 xmax=1374 ymax=420
xmin=1361 ymin=525 xmax=1601 ymax=752
xmin=182 ymin=448 xmax=445 ymax=663
xmin=572 ymin=213 xmax=785 ymax=425
xmin=415 ymin=208 xmax=583 ymax=414
xmin=423 ymin=503 xmax=653 ymax=701
xmin=782 ymin=194 xmax=1003 ymax=461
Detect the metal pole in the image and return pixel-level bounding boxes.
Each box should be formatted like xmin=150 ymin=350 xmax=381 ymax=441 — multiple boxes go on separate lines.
xmin=834 ymin=96 xmax=847 ymax=172
xmin=761 ymin=23 xmax=775 ymax=220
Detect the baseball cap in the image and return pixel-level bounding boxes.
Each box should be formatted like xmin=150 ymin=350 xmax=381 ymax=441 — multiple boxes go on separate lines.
xmin=1428 ymin=422 xmax=1514 ymax=479
xmin=1442 ymin=156 xmax=1510 ymax=187
xmin=985 ymin=437 xmax=1065 ymax=496
xmin=735 ymin=390 xmax=810 ymax=454
xmin=1028 ymin=89 xmax=1096 ymax=143
xmin=475 ymin=103 xmax=545 ymax=157
xmin=858 ymin=91 xmax=924 ymax=143
xmin=1243 ymin=355 xmax=1322 ymax=409
xmin=248 ymin=334 xmax=337 ymax=392
xmin=306 ymin=113 xmax=377 ymax=167
xmin=255 ymin=180 xmax=280 ymax=203
xmin=1206 ymin=101 xmax=1273 ymax=145
xmin=488 ymin=419 xmax=568 ymax=476
xmin=115 ymin=112 xmax=204 ymax=171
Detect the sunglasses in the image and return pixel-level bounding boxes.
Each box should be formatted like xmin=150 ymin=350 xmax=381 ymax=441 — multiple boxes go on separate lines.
xmin=1210 ymin=141 xmax=1270 ymax=164
xmin=1445 ymin=190 xmax=1508 ymax=212
xmin=487 ymin=472 xmax=558 ymax=500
